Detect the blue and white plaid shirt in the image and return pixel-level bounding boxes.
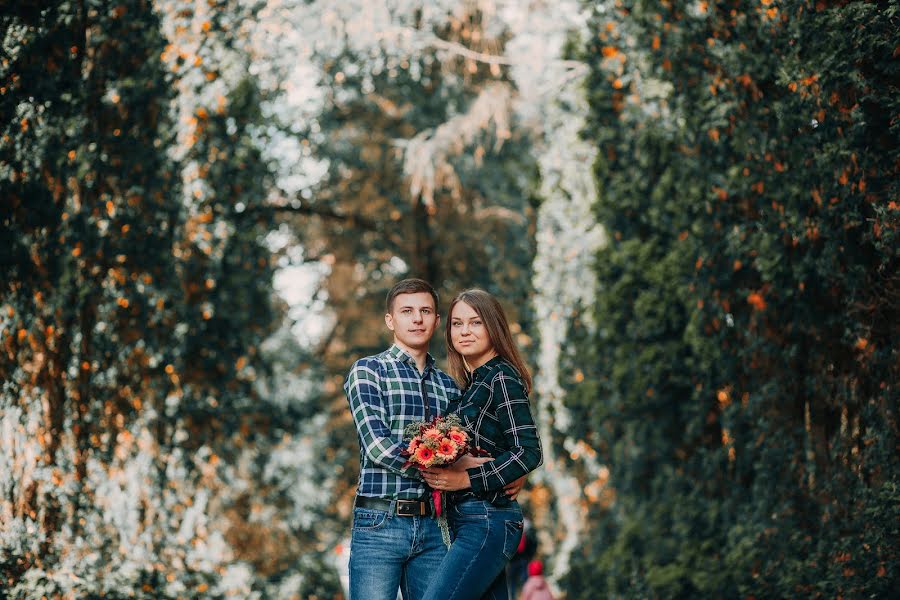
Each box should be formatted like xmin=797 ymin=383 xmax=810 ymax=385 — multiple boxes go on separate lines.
xmin=345 ymin=344 xmax=460 ymax=499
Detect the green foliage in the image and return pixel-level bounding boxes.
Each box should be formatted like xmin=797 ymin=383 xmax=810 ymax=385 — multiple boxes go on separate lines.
xmin=174 ymin=75 xmax=277 ymax=444
xmin=565 ymin=0 xmax=899 ymax=597
xmin=0 ymin=1 xmax=339 ymax=596
xmin=1 ymin=0 xmax=184 ymax=589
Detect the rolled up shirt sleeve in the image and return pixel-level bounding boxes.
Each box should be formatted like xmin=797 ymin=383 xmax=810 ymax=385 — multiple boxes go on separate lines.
xmin=466 ymin=370 xmax=543 ymax=494
xmin=345 ymin=359 xmax=420 ymax=478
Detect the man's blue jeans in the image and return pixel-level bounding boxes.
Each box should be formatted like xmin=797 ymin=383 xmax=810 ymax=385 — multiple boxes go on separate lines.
xmin=349 ymin=502 xmax=447 ymax=600
xmin=421 ymin=497 xmax=524 ymax=600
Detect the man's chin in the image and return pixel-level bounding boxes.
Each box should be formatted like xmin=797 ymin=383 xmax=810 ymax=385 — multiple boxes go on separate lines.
xmin=397 ymin=336 xmax=432 ymax=350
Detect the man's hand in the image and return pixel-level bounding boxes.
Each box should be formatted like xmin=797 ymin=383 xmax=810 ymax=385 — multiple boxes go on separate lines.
xmin=503 ymin=476 xmax=527 ymax=500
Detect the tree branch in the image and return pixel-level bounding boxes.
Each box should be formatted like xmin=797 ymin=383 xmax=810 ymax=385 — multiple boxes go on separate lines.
xmin=246 ymin=203 xmax=382 ymax=232
xmin=374 ymin=26 xmax=586 ymax=71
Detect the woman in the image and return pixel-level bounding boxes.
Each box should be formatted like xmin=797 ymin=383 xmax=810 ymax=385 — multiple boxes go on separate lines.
xmin=420 ymin=289 xmax=543 ymax=600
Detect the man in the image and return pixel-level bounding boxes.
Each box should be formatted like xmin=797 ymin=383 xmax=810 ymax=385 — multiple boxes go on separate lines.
xmin=344 ymin=279 xmax=521 ymax=600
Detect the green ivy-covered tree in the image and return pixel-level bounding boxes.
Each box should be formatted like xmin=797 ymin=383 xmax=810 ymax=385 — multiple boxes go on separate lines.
xmin=1 ymin=0 xmax=188 ymax=594
xmin=0 ymin=1 xmax=328 ymax=596
xmin=564 ymin=0 xmax=899 ymax=597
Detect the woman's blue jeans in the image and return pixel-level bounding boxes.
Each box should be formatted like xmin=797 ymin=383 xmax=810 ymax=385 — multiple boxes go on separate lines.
xmin=421 ymin=497 xmax=524 ymax=600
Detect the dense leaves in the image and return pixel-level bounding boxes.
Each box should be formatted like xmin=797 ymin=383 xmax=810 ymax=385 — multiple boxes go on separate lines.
xmin=0 ymin=2 xmax=339 ymax=596
xmin=565 ymin=0 xmax=899 ymax=597
xmin=4 ymin=0 xmax=897 ymax=597
xmin=2 ymin=0 xmax=186 ymax=592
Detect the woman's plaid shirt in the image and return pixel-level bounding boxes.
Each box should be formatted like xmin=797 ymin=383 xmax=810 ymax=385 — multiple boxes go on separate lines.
xmin=344 ymin=344 xmax=460 ymax=499
xmin=456 ymin=356 xmax=543 ymax=498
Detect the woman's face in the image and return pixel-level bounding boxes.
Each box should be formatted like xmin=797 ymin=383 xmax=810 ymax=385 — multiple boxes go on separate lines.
xmin=450 ymin=301 xmax=495 ymax=369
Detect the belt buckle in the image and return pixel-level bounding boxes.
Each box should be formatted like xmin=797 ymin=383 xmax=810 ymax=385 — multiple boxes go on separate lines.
xmin=396 ymin=500 xmax=425 ymax=517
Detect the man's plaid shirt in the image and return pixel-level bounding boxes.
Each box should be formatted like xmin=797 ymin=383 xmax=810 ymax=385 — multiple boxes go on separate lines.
xmin=456 ymin=356 xmax=543 ymax=499
xmin=345 ymin=344 xmax=460 ymax=499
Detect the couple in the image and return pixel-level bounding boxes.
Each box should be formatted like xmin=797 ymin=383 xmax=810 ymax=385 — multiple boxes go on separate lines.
xmin=344 ymin=279 xmax=543 ymax=600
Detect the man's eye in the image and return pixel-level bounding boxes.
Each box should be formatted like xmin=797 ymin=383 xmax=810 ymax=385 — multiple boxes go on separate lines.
xmin=402 ymin=309 xmax=411 ymax=314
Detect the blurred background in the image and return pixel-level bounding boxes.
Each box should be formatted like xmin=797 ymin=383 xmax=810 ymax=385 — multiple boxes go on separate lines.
xmin=1 ymin=0 xmax=897 ymax=598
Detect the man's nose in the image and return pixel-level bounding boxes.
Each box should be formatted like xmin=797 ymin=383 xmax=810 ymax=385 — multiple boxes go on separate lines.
xmin=412 ymin=311 xmax=424 ymax=322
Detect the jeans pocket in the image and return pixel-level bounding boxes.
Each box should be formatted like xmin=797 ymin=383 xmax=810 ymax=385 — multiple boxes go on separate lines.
xmin=501 ymin=519 xmax=524 ymax=560
xmin=454 ymin=499 xmax=489 ymax=519
xmin=352 ymin=508 xmax=388 ymax=531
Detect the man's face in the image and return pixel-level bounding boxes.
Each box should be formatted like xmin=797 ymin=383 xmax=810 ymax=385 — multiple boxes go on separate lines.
xmin=385 ymin=292 xmax=439 ymax=352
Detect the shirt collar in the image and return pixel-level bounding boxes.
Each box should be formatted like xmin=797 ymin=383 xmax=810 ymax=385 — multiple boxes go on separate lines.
xmin=471 ymin=355 xmax=503 ymax=382
xmin=387 ymin=344 xmax=435 ymax=370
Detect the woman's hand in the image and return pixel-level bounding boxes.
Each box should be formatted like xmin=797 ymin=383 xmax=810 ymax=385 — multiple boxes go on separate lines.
xmin=421 ymin=467 xmax=471 ymax=492
xmin=447 ymin=455 xmax=493 ymax=471
xmin=503 ymin=475 xmax=526 ymax=500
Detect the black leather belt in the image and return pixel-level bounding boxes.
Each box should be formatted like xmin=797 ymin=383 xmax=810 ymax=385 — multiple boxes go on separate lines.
xmin=355 ymin=496 xmax=433 ymax=517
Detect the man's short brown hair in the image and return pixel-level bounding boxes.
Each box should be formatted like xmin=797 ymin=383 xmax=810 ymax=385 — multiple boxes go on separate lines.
xmin=386 ymin=278 xmax=439 ymax=314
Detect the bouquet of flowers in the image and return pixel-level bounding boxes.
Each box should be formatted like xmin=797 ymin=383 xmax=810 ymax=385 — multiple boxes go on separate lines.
xmin=401 ymin=413 xmax=472 ymax=469
xmin=401 ymin=413 xmax=480 ymax=546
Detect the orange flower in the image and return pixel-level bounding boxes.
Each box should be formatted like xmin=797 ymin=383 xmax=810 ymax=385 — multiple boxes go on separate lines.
xmin=415 ymin=445 xmax=435 ymax=464
xmin=423 ymin=427 xmax=442 ymax=441
xmin=747 ymin=292 xmax=766 ymax=311
xmin=448 ymin=429 xmax=467 ymax=445
xmin=408 ymin=439 xmax=419 ymax=454
xmin=436 ymin=439 xmax=458 ymax=459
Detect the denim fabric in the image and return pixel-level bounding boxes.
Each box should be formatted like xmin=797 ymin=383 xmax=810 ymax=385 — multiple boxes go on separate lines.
xmin=349 ymin=505 xmax=448 ymax=600
xmin=421 ymin=497 xmax=524 ymax=600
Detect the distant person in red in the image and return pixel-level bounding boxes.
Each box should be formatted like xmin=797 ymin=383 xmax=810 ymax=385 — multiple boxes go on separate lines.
xmin=519 ymin=560 xmax=554 ymax=600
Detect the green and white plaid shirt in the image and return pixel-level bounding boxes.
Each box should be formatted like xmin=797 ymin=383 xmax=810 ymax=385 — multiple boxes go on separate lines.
xmin=345 ymin=344 xmax=460 ymax=499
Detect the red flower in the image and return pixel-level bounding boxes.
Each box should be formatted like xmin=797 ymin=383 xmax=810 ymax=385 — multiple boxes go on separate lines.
xmin=747 ymin=291 xmax=766 ymax=311
xmin=415 ymin=445 xmax=435 ymax=464
xmin=448 ymin=429 xmax=467 ymax=445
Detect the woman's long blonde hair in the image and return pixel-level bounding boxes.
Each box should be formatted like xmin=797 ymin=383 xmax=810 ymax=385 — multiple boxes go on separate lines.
xmin=445 ymin=289 xmax=532 ymax=393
